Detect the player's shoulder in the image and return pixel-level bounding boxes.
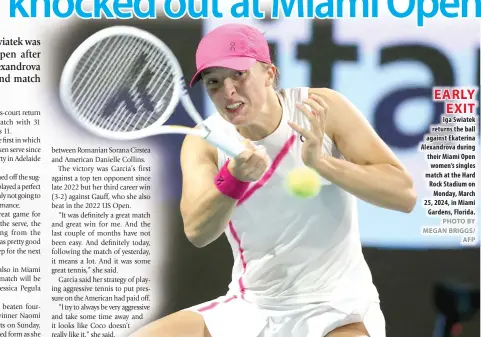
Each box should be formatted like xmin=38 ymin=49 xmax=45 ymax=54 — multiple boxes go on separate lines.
xmin=280 ymin=86 xmax=341 ymax=99
xmin=302 ymin=87 xmax=356 ymax=122
xmin=279 ymin=87 xmax=340 ymax=104
xmin=307 ymin=87 xmax=338 ymax=96
xmin=278 ymin=87 xmax=308 ymax=101
xmin=306 ymin=87 xmax=354 ymax=109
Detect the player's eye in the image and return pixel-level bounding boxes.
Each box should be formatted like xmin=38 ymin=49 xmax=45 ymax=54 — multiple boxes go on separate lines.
xmin=233 ymin=71 xmax=245 ymax=78
xmin=205 ymin=78 xmax=218 ymax=86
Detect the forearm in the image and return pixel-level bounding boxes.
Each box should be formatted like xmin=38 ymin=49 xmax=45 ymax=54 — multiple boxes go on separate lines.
xmin=313 ymin=156 xmax=417 ymax=212
xmin=183 ymin=185 xmax=237 ymax=248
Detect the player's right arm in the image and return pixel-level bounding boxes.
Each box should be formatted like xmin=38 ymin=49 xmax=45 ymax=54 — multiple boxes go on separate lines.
xmin=180 ymin=133 xmax=267 ymax=248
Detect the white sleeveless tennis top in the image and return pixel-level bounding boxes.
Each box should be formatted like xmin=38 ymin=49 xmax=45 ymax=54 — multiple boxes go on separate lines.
xmin=203 ymin=87 xmax=380 ymax=312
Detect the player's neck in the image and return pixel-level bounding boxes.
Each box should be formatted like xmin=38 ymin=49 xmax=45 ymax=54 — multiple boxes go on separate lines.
xmin=236 ymin=89 xmax=282 ymax=141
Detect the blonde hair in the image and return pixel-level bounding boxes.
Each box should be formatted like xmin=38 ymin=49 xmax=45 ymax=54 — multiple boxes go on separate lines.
xmin=261 ymin=62 xmax=280 ymax=91
xmin=273 ymin=65 xmax=280 ymax=91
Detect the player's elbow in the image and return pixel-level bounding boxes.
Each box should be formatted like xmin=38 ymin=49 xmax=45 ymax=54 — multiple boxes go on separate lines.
xmin=185 ymin=227 xmax=210 ymax=248
xmin=181 ymin=205 xmax=217 ymax=248
xmin=390 ymin=166 xmax=417 ymax=213
xmin=397 ymin=172 xmax=417 ymax=213
xmin=182 ymin=216 xmax=211 ymax=248
xmin=400 ymin=186 xmax=417 ymax=213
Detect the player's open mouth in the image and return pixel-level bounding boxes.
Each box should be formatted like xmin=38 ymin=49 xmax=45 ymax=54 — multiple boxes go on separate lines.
xmin=226 ymin=102 xmax=244 ymax=113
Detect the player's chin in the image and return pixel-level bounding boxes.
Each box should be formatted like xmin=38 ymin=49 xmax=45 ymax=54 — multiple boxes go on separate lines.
xmin=224 ymin=107 xmax=249 ymax=124
xmin=227 ymin=112 xmax=251 ymax=126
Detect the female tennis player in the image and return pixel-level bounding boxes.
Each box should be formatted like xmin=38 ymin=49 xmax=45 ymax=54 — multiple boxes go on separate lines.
xmin=131 ymin=23 xmax=417 ymax=337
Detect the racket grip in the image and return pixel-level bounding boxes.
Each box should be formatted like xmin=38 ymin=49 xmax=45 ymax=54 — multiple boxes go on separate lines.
xmin=204 ymin=129 xmax=245 ymax=158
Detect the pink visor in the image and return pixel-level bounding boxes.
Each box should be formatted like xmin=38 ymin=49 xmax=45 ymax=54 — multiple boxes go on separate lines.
xmin=189 ymin=23 xmax=271 ymax=87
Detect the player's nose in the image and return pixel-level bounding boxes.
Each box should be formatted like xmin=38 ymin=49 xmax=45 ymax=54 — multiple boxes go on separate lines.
xmin=222 ymin=78 xmax=236 ymax=98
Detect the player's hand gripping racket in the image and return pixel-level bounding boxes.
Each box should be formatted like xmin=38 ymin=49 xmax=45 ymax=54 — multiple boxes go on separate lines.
xmin=59 ymin=26 xmax=245 ymax=158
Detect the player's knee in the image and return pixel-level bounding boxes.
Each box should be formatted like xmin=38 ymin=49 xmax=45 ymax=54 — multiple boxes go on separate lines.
xmin=130 ymin=310 xmax=209 ymax=337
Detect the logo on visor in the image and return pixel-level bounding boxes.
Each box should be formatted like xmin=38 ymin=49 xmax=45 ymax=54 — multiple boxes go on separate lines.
xmin=230 ymin=42 xmax=236 ymax=51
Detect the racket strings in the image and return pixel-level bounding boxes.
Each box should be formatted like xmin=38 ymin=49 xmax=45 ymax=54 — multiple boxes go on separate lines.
xmin=92 ymin=38 xmax=159 ymax=130
xmin=73 ymin=35 xmax=135 ymax=125
xmin=77 ymin=36 xmax=153 ymax=128
xmin=105 ymin=40 xmax=175 ymax=132
xmin=73 ymin=37 xmax=121 ymax=112
xmin=109 ymin=41 xmax=170 ymax=132
xmin=69 ymin=34 xmax=176 ymax=133
xmin=71 ymin=40 xmax=106 ymax=95
xmin=80 ymin=36 xmax=134 ymax=125
xmin=134 ymin=51 xmax=175 ymax=131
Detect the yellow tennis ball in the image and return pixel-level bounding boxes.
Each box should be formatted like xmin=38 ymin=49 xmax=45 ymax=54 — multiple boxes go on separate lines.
xmin=285 ymin=166 xmax=322 ymax=198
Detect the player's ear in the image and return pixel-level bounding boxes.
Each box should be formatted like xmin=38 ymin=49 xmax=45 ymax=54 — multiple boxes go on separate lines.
xmin=264 ymin=63 xmax=276 ymax=87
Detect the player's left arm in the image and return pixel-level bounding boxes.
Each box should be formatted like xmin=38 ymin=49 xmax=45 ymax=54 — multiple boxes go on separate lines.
xmin=310 ymin=88 xmax=417 ymax=213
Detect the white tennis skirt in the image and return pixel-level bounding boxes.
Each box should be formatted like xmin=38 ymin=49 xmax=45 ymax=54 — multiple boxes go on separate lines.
xmin=184 ymin=294 xmax=386 ymax=337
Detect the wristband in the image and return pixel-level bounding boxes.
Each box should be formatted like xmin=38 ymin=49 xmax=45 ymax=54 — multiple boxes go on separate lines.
xmin=214 ymin=160 xmax=250 ymax=200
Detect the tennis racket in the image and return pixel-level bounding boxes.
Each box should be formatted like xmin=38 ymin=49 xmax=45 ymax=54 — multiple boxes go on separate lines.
xmin=59 ymin=25 xmax=246 ymax=158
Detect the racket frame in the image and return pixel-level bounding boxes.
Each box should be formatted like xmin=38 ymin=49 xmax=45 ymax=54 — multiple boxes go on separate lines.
xmin=60 ymin=25 xmax=245 ymax=158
